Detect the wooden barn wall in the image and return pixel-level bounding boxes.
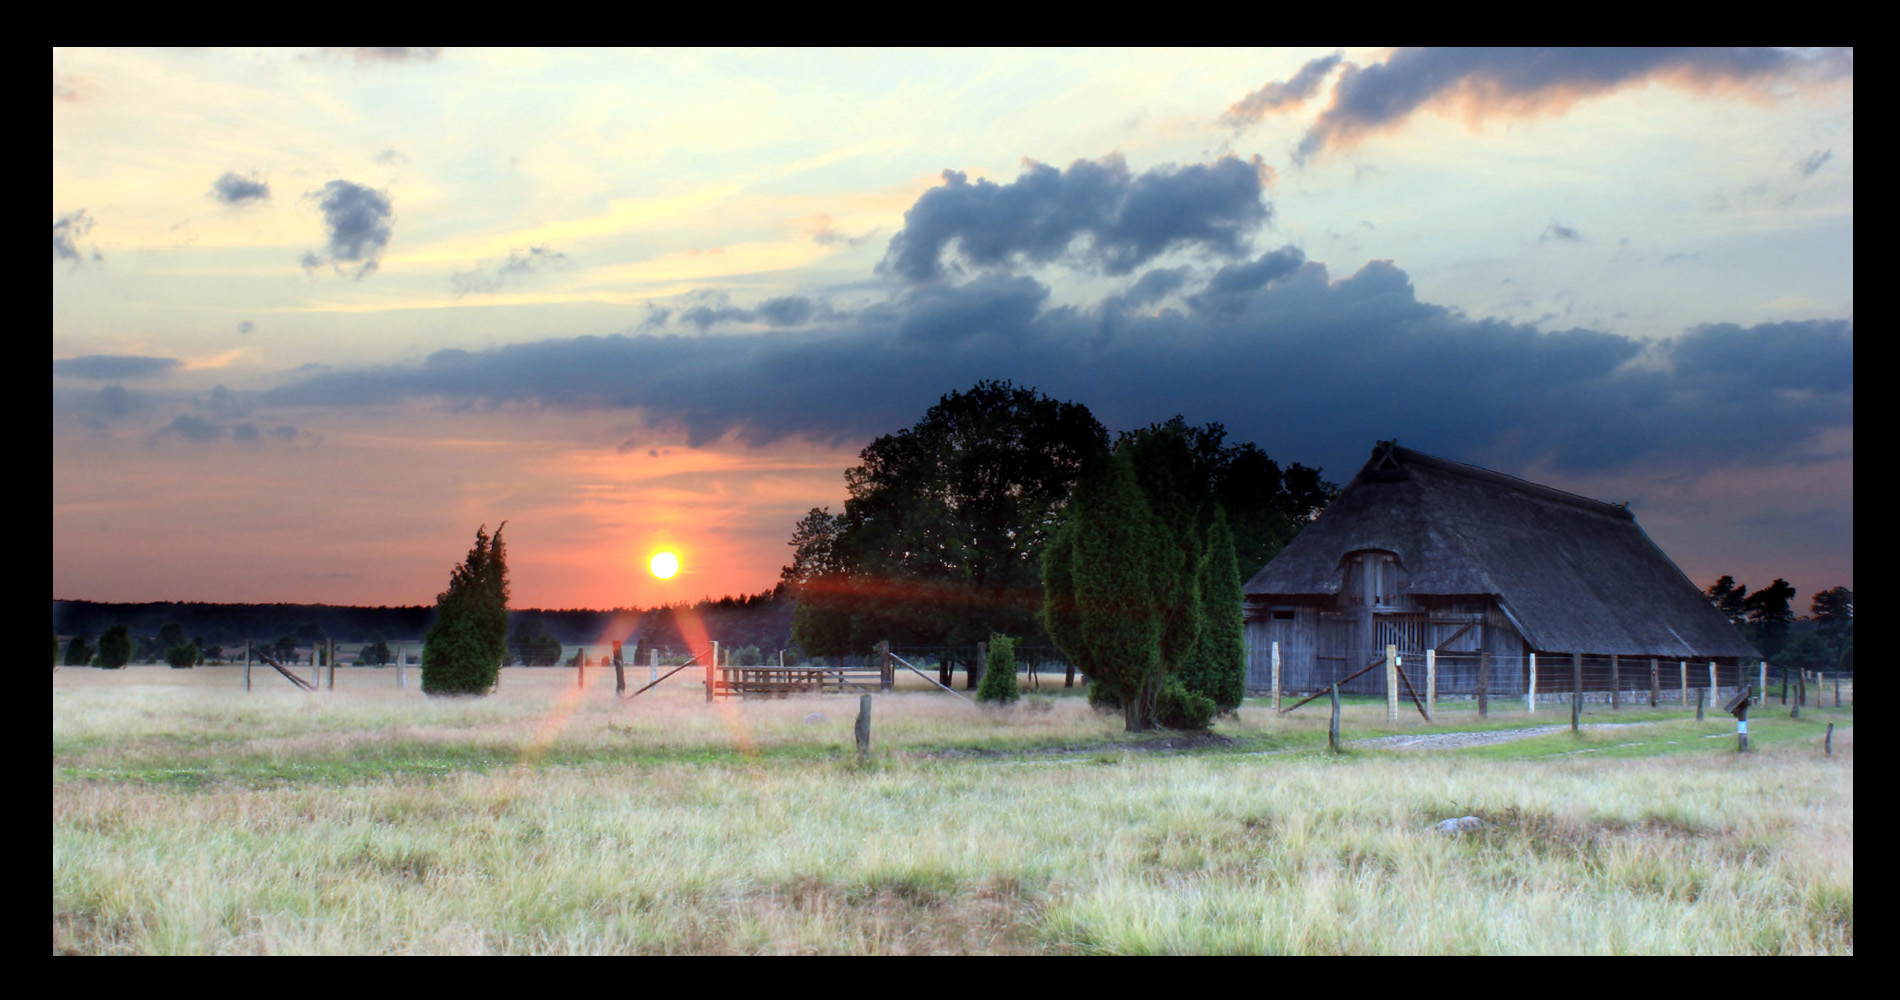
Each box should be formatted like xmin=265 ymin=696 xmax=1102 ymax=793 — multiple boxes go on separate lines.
xmin=1247 ymin=597 xmax=1533 ymax=697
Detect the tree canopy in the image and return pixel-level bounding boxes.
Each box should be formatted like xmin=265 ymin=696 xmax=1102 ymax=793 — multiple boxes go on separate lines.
xmin=793 ymin=381 xmax=1111 ymax=657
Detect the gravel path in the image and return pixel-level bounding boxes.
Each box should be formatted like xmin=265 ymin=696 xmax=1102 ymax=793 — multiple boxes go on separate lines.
xmin=1348 ymin=722 xmax=1654 ymax=750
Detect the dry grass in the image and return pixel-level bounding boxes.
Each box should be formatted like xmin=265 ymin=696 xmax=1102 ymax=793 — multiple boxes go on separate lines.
xmin=53 ymin=666 xmax=1852 ymax=954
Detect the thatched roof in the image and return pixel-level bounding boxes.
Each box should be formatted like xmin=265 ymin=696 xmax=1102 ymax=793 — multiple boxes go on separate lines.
xmin=1244 ymin=442 xmax=1759 ymax=660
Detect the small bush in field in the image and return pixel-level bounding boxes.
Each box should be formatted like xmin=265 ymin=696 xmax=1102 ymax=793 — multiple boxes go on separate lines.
xmin=977 ymin=634 xmax=1020 ymax=704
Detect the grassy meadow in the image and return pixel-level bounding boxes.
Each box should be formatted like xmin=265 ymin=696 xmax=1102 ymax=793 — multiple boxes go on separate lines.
xmin=53 ymin=665 xmax=1853 ymax=954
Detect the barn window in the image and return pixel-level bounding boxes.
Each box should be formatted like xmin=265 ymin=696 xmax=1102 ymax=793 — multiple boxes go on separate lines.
xmin=1340 ymin=550 xmax=1407 ymax=608
xmin=1271 ymin=609 xmax=1295 ymax=621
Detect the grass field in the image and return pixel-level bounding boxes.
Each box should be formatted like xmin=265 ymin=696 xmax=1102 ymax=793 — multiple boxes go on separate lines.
xmin=53 ymin=665 xmax=1853 ymax=954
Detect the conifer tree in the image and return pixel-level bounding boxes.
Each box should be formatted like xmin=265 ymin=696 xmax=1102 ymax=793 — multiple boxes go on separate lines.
xmin=1041 ymin=448 xmax=1178 ymax=731
xmin=422 ymin=523 xmax=510 ymax=695
xmin=1177 ymin=506 xmax=1247 ymax=714
xmin=976 ymin=633 xmax=1020 ymax=704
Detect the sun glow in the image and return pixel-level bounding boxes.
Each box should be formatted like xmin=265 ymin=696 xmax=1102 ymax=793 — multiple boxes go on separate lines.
xmin=649 ymin=551 xmax=680 ymax=579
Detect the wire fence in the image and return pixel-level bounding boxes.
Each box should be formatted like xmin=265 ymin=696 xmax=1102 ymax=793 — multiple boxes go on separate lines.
xmin=1249 ymin=643 xmax=1853 ymax=714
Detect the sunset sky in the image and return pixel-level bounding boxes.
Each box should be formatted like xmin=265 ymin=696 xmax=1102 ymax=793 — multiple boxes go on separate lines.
xmin=53 ymin=47 xmax=1853 ymax=612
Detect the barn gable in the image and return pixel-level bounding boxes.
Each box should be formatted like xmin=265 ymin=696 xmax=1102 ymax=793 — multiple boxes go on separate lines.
xmin=1244 ymin=441 xmax=1758 ymax=662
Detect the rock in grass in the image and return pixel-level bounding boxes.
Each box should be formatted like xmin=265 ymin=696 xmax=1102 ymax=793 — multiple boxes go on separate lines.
xmin=804 ymin=712 xmax=828 ymax=724
xmin=1435 ymin=816 xmax=1488 ymax=835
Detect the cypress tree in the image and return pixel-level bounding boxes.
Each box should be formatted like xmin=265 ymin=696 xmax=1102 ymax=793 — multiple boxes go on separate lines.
xmin=422 ymin=523 xmax=510 ymax=695
xmin=976 ymin=633 xmax=1020 ymax=704
xmin=1041 ymin=448 xmax=1177 ymax=731
xmin=1178 ymin=506 xmax=1247 ymax=715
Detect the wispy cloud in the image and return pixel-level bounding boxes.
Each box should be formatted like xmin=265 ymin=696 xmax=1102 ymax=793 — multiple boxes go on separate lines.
xmin=451 ymin=244 xmax=571 ymax=297
xmin=1282 ymin=47 xmax=1854 ymax=163
xmin=53 ymin=209 xmax=102 ymax=263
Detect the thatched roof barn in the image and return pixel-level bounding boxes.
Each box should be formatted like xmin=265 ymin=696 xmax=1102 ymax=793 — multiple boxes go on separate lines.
xmin=1244 ymin=441 xmax=1759 ymax=698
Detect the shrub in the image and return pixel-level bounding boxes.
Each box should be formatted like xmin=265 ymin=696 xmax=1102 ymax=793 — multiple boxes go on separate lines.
xmin=1156 ymin=677 xmax=1216 ymax=731
xmin=976 ymin=634 xmax=1020 ymax=704
xmin=166 ymin=643 xmax=199 ymax=669
xmin=96 ymin=625 xmax=133 ymax=669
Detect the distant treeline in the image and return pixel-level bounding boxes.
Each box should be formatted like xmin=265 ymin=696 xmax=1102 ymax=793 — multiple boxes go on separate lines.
xmin=53 ymin=588 xmax=797 ymax=655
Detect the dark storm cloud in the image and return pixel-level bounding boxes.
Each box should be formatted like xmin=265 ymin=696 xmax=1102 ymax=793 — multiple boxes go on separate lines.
xmin=304 ymin=180 xmax=393 ymax=280
xmin=1221 ymin=52 xmax=1344 ymax=131
xmin=1102 ymin=266 xmax=1192 ymax=313
xmin=1183 ymin=246 xmax=1307 ymax=319
xmin=452 ymin=244 xmax=569 ymax=296
xmin=53 ymin=209 xmax=102 ymax=263
xmin=879 ymin=153 xmax=1270 ymax=282
xmin=1292 ymin=47 xmax=1853 ymax=163
xmin=674 ymin=292 xmax=831 ymax=332
xmin=264 ymin=252 xmax=1851 ymax=482
xmin=210 ymin=171 xmax=270 ymax=205
xmin=54 ymin=355 xmax=180 ymax=380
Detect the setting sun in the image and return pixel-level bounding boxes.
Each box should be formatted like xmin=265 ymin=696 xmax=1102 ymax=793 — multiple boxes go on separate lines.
xmin=649 ymin=551 xmax=680 ymax=579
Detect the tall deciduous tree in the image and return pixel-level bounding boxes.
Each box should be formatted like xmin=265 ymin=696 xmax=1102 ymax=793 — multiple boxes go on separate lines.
xmin=422 ymin=523 xmax=510 ymax=695
xmin=798 ymin=381 xmax=1109 ymax=658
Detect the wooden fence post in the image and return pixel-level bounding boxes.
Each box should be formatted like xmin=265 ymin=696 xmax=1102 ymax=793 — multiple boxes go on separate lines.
xmin=1385 ymin=645 xmax=1399 ymax=724
xmin=855 ymin=694 xmax=872 ymax=763
xmin=1270 ymin=640 xmax=1281 ymax=714
xmin=244 ymin=640 xmax=252 ymax=692
xmin=1835 ymin=675 xmax=1841 ymax=708
xmin=398 ymin=645 xmax=406 ymax=689
xmin=1650 ymin=657 xmax=1659 ymax=708
xmin=651 ymin=648 xmax=659 ymax=685
xmin=1610 ymin=654 xmax=1619 ymax=711
xmin=1790 ymin=669 xmax=1801 ymax=719
xmin=577 ymin=647 xmax=586 ymax=689
xmin=1824 ymin=721 xmax=1834 ymax=756
xmin=1571 ymin=652 xmax=1582 ymax=733
xmin=705 ymin=640 xmax=717 ymax=702
xmin=878 ymin=640 xmax=892 ymax=691
xmin=1679 ymin=660 xmax=1686 ymax=707
xmin=1477 ymin=649 xmax=1489 ymax=718
xmin=329 ymin=639 xmax=337 ymax=690
xmin=1528 ymin=653 xmax=1537 ymax=714
xmin=1759 ymin=660 xmax=1767 ymax=703
xmin=1696 ymin=687 xmax=1705 ymax=722
xmin=1708 ymin=661 xmax=1717 ymax=704
xmin=1328 ymin=683 xmax=1341 ymax=753
xmin=613 ymin=641 xmax=625 ymax=697
xmin=1426 ymin=649 xmax=1436 ymax=720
